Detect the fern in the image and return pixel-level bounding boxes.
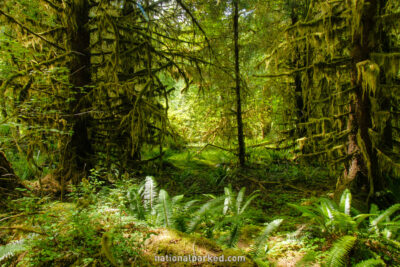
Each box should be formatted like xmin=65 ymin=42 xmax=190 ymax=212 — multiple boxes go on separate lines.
xmin=183 ymin=199 xmax=199 ymax=211
xmin=289 ymin=190 xmax=373 ymax=236
xmin=236 ymin=187 xmax=245 ymax=214
xmin=353 ymin=258 xmax=385 ymax=267
xmin=240 ymin=190 xmax=259 ymax=215
xmin=140 ymin=176 xmax=158 ymax=211
xmin=173 ymin=199 xmax=199 ymax=232
xmin=172 ymin=194 xmax=184 ymax=205
xmin=126 ymin=186 xmax=146 ymax=220
xmin=223 ymin=185 xmax=233 ymax=215
xmin=169 ymin=194 xmax=189 ymax=232
xmin=324 ymin=235 xmax=356 ymax=267
xmin=370 ymin=204 xmax=400 ymax=229
xmin=287 ymin=203 xmax=325 ymax=228
xmin=0 ymin=239 xmax=26 ymax=262
xmin=221 ymin=186 xmax=259 ymax=247
xmin=253 ymin=219 xmax=283 ymax=256
xmin=339 ymin=189 xmax=352 ymax=215
xmin=368 ymin=203 xmax=400 ymax=241
xmin=188 ymin=196 xmax=224 ymax=233
xmin=155 ymin=189 xmax=173 ymax=228
xmin=228 ymin=223 xmax=241 ymax=248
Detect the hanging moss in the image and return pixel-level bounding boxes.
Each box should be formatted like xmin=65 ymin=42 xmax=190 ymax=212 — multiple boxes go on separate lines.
xmin=356 ymin=60 xmax=380 ymax=96
xmin=261 ymin=0 xmax=400 ymax=199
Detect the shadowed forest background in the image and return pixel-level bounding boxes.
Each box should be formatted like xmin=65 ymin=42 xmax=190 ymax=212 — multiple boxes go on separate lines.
xmin=1 ymin=0 xmax=400 ymax=266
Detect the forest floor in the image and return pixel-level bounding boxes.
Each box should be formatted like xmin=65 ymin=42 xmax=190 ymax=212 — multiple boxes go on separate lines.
xmin=1 ymin=148 xmax=398 ymax=266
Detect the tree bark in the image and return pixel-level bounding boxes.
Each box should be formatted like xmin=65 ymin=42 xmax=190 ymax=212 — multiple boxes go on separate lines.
xmin=61 ymin=0 xmax=93 ymax=185
xmin=335 ymin=0 xmax=381 ymax=203
xmin=233 ymin=0 xmax=246 ymax=167
xmin=290 ymin=11 xmax=308 ymax=141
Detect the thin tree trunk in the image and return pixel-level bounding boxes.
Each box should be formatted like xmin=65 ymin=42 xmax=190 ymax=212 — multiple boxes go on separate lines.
xmin=233 ymin=0 xmax=246 ymax=167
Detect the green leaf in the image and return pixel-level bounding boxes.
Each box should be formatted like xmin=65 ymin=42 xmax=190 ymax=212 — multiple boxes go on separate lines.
xmin=240 ymin=193 xmax=259 ymax=215
xmin=253 ymin=219 xmax=283 ymax=256
xmin=370 ymin=204 xmax=400 ymax=228
xmin=140 ymin=176 xmax=158 ymax=210
xmin=0 ymin=239 xmax=26 ymax=262
xmin=325 ymin=235 xmax=356 ymax=267
xmin=236 ymin=187 xmax=246 ymax=214
xmin=156 ymin=189 xmax=173 ymax=228
xmin=339 ymin=189 xmax=352 ymax=215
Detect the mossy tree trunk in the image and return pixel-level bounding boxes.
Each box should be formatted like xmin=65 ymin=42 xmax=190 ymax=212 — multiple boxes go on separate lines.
xmin=335 ymin=0 xmax=382 ymax=201
xmin=271 ymin=0 xmax=399 ymax=204
xmin=290 ymin=8 xmax=308 ymax=141
xmin=60 ymin=0 xmax=93 ymax=185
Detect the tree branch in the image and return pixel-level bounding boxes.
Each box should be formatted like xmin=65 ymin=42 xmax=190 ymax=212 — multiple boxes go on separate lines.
xmin=0 ymin=9 xmax=65 ymax=51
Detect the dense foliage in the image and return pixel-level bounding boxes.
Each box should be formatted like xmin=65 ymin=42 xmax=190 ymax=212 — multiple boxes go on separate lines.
xmin=1 ymin=0 xmax=400 ymax=266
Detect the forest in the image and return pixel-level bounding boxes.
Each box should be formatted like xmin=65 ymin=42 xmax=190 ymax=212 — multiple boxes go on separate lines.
xmin=0 ymin=0 xmax=400 ymax=266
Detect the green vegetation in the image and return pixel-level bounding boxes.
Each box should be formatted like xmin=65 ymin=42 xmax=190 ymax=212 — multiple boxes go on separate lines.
xmin=1 ymin=0 xmax=400 ymax=266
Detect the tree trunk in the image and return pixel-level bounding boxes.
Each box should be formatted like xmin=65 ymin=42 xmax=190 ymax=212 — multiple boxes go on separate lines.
xmin=290 ymin=12 xmax=308 ymax=140
xmin=233 ymin=0 xmax=246 ymax=167
xmin=60 ymin=0 xmax=93 ymax=186
xmin=335 ymin=0 xmax=382 ymax=203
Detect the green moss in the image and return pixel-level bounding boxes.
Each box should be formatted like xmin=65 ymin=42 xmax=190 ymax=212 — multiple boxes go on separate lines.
xmin=144 ymin=228 xmax=255 ymax=266
xmin=240 ymin=224 xmax=263 ymax=243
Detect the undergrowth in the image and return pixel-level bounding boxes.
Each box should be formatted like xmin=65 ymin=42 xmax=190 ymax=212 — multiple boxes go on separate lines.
xmin=0 ymin=150 xmax=399 ymax=266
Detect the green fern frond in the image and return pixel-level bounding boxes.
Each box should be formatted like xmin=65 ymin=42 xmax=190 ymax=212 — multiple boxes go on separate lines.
xmin=330 ymin=210 xmax=356 ymax=233
xmin=369 ymin=204 xmax=379 ymax=219
xmin=227 ymin=224 xmax=241 ymax=248
xmin=141 ymin=176 xmax=158 ymax=210
xmin=240 ymin=191 xmax=259 ymax=215
xmin=155 ymin=189 xmax=173 ymax=228
xmin=288 ymin=203 xmax=326 ymax=229
xmin=188 ymin=196 xmax=224 ymax=233
xmin=0 ymin=239 xmax=26 ymax=262
xmin=353 ymin=258 xmax=385 ymax=267
xmin=183 ymin=200 xmax=198 ymax=211
xmin=223 ymin=185 xmax=234 ymax=215
xmin=319 ymin=199 xmax=335 ymax=221
xmin=253 ymin=219 xmax=283 ymax=256
xmin=236 ymin=187 xmax=246 ymax=214
xmin=381 ymin=221 xmax=400 ymax=230
xmin=339 ymin=189 xmax=352 ymax=215
xmin=287 ymin=203 xmax=319 ymax=218
xmin=172 ymin=194 xmax=184 ymax=205
xmin=172 ymin=198 xmax=199 ymax=232
xmin=127 ymin=188 xmax=146 ymax=220
xmin=324 ymin=235 xmax=357 ymax=267
xmin=354 ymin=213 xmax=375 ymax=228
xmin=370 ymin=204 xmax=400 ymax=228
